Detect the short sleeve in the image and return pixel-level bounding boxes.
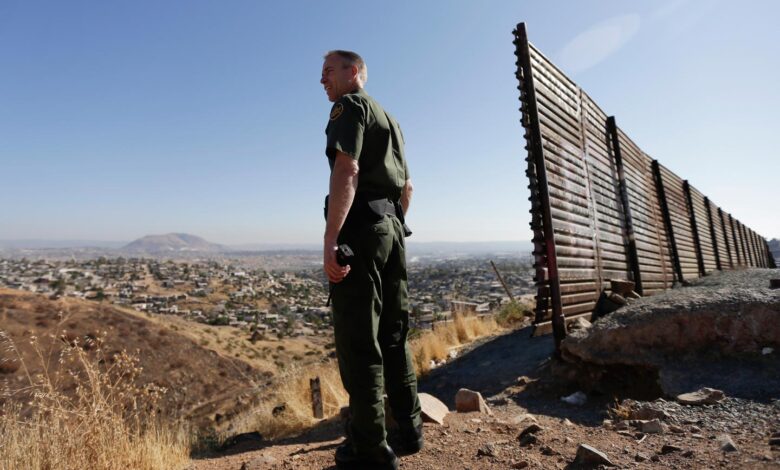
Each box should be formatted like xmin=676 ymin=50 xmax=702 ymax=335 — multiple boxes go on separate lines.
xmin=326 ymin=97 xmax=365 ymax=160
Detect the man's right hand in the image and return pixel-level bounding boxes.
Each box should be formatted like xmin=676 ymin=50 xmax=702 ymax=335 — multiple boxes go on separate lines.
xmin=324 ymin=241 xmax=350 ymax=283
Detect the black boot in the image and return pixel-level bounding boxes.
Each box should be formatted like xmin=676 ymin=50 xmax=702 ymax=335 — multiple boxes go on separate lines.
xmin=335 ymin=441 xmax=399 ymax=470
xmin=396 ymin=422 xmax=424 ymax=455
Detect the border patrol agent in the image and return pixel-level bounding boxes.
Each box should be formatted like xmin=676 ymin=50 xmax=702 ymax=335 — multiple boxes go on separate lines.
xmin=321 ymin=50 xmax=422 ymax=470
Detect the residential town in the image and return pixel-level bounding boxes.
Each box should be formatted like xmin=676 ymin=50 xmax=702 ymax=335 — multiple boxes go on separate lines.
xmin=0 ymin=254 xmax=534 ymax=337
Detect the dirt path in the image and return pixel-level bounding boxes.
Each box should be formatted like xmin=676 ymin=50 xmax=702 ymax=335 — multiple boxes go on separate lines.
xmin=188 ymin=326 xmax=780 ymax=469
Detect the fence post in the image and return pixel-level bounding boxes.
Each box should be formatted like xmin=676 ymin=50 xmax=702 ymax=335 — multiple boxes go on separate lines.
xmin=310 ymin=377 xmax=323 ymax=419
xmin=652 ymin=160 xmax=683 ymax=284
xmin=683 ymin=181 xmax=706 ymax=277
xmin=718 ymin=208 xmax=734 ymax=268
xmin=607 ymin=116 xmax=642 ymax=294
xmin=514 ymin=22 xmax=565 ymax=349
xmin=737 ymin=222 xmax=749 ymax=266
xmin=704 ymin=197 xmax=721 ymax=270
xmin=728 ymin=215 xmax=742 ymax=266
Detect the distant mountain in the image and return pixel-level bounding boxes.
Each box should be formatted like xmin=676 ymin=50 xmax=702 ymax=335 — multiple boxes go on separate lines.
xmin=768 ymin=238 xmax=779 ymax=264
xmin=122 ymin=233 xmax=226 ymax=253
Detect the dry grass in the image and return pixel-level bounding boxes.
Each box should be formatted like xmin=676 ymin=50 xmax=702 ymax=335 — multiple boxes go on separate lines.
xmin=0 ymin=328 xmax=189 ymax=470
xmin=235 ymin=313 xmax=503 ymax=441
xmin=412 ymin=314 xmax=500 ymax=375
xmin=230 ymin=361 xmax=347 ymax=441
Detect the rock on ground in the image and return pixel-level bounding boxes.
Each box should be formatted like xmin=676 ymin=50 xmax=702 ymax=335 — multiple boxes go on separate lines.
xmin=455 ymin=388 xmax=493 ymax=415
xmin=560 ymin=269 xmax=780 ymax=399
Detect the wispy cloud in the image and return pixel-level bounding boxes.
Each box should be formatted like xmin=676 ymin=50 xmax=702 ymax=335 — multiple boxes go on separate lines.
xmin=556 ymin=14 xmax=641 ymax=74
xmin=651 ymin=0 xmax=690 ymax=21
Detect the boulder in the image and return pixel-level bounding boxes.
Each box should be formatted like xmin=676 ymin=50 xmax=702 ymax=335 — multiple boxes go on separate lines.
xmin=455 ymin=388 xmax=492 ymax=415
xmin=560 ymin=270 xmax=780 ymax=399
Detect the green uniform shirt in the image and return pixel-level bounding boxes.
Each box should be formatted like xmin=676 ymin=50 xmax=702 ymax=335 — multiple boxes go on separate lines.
xmin=325 ymin=88 xmax=409 ymax=201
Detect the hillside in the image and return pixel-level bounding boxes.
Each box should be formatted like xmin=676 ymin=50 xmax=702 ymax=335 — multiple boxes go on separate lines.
xmin=122 ymin=233 xmax=226 ymax=253
xmin=0 ymin=288 xmax=329 ymax=430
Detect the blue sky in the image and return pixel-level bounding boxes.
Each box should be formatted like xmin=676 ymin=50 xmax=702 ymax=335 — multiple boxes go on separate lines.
xmin=1 ymin=0 xmax=778 ymax=245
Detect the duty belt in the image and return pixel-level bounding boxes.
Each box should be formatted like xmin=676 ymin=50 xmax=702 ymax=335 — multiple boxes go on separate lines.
xmin=324 ymin=195 xmax=412 ymax=237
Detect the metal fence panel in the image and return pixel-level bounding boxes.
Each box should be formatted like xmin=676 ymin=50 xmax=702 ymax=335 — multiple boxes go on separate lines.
xmin=513 ymin=23 xmax=771 ymax=341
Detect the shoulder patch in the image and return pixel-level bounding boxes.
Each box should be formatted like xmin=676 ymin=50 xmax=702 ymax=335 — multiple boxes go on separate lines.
xmin=329 ymin=102 xmax=344 ymax=121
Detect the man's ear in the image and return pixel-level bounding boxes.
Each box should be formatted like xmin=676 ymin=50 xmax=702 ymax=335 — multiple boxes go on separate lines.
xmin=351 ymin=65 xmax=359 ymax=80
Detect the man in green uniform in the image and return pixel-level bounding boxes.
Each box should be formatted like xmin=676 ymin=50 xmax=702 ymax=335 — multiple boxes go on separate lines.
xmin=321 ymin=50 xmax=422 ymax=470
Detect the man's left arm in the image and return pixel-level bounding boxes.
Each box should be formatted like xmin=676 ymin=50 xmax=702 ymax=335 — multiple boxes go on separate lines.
xmin=324 ymin=152 xmax=359 ymax=283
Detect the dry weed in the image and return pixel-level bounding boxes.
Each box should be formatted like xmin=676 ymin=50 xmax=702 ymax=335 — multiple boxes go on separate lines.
xmin=0 ymin=328 xmax=189 ymax=470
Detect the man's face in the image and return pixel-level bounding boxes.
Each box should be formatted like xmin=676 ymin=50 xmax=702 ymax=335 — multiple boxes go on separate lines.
xmin=321 ymin=55 xmax=356 ymax=102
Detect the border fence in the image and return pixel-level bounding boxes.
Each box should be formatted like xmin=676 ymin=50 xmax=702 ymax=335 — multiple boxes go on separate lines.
xmin=512 ymin=23 xmax=776 ymax=349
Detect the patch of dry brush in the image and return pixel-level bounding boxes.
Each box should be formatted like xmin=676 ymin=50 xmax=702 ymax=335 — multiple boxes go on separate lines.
xmin=234 ymin=313 xmax=502 ymax=441
xmin=0 ymin=329 xmax=189 ymax=470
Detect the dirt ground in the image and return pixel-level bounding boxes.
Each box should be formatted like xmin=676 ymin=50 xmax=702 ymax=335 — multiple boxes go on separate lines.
xmin=188 ymin=326 xmax=780 ymax=469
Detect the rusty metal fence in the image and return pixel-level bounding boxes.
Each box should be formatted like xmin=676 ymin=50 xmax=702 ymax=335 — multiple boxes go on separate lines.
xmin=513 ymin=23 xmax=775 ymax=347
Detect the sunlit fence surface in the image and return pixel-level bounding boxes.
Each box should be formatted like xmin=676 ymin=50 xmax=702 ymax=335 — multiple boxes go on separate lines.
xmin=513 ymin=23 xmax=776 ymax=346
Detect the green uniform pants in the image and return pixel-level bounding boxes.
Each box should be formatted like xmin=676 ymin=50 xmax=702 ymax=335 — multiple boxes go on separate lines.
xmin=331 ymin=214 xmax=422 ymax=453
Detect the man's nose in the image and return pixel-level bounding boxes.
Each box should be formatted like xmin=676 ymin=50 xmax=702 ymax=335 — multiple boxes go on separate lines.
xmin=320 ymin=76 xmax=327 ymax=84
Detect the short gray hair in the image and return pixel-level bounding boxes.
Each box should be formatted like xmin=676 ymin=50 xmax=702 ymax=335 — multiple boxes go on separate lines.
xmin=324 ymin=50 xmax=368 ymax=85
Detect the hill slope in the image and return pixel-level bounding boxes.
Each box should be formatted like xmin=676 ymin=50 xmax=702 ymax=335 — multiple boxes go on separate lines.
xmin=0 ymin=289 xmax=268 ymax=428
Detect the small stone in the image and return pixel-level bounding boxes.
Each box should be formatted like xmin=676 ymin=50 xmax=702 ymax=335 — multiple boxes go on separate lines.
xmin=677 ymin=387 xmax=726 ymax=406
xmin=763 ymin=347 xmax=774 ymax=355
xmin=511 ymin=461 xmax=529 ymax=469
xmin=419 ymin=392 xmax=450 ymax=425
xmin=614 ymin=420 xmax=629 ymax=430
xmin=661 ymin=444 xmax=682 ymax=454
xmin=518 ymin=433 xmax=538 ymax=447
xmin=519 ymin=424 xmax=543 ymax=438
xmin=477 ymin=443 xmax=498 ymax=458
xmin=628 ymin=406 xmax=670 ymax=421
xmin=769 ymin=437 xmax=780 ymax=446
xmin=540 ymin=445 xmax=556 ymax=456
xmin=668 ymin=424 xmax=685 ymax=434
xmin=455 ymin=388 xmax=492 ymax=415
xmin=638 ymin=419 xmax=664 ymax=434
xmin=635 ymin=452 xmax=649 ymax=462
xmin=561 ymin=391 xmax=587 ymax=406
xmin=690 ymin=425 xmax=702 ymax=433
xmin=717 ymin=434 xmax=738 ymax=452
xmin=569 ymin=317 xmax=592 ymax=331
xmin=510 ymin=413 xmax=538 ymax=425
xmin=562 ymin=418 xmax=574 ymax=426
xmin=682 ymin=450 xmax=695 ymax=458
xmin=651 ymin=454 xmax=660 ymax=462
xmin=608 ymin=292 xmax=627 ymax=305
xmin=516 ymin=376 xmax=530 ymax=385
xmin=574 ymin=444 xmax=615 ymax=466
